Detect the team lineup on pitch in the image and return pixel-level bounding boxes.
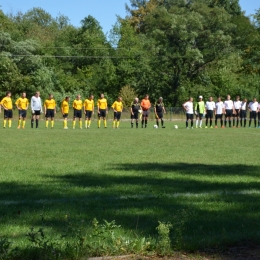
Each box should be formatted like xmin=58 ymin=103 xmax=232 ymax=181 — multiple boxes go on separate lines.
xmin=1 ymin=91 xmax=260 ymax=129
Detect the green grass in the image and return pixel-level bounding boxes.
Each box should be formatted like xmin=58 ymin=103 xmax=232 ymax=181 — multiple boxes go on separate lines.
xmin=0 ymin=117 xmax=260 ymax=256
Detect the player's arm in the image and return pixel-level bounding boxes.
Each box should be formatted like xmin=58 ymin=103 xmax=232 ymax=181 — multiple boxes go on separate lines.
xmin=44 ymin=101 xmax=47 ymax=115
xmin=61 ymin=102 xmax=64 ymax=115
xmin=182 ymin=102 xmax=187 ymax=111
xmin=15 ymin=99 xmax=20 ymax=110
xmin=83 ymin=101 xmax=86 ymax=114
xmin=163 ymin=105 xmax=166 ymax=114
xmin=105 ymin=100 xmax=108 ymax=113
xmin=111 ymin=102 xmax=116 ymax=112
xmin=2 ymin=100 xmax=8 ymax=110
xmin=54 ymin=101 xmax=56 ymax=114
xmin=92 ymin=102 xmax=94 ymax=114
xmin=26 ymin=100 xmax=29 ymax=110
xmin=121 ymin=103 xmax=123 ymax=112
xmin=154 ymin=105 xmax=158 ymax=118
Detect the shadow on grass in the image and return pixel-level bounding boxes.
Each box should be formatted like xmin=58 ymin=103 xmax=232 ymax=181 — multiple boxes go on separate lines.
xmin=0 ymin=162 xmax=260 ymax=250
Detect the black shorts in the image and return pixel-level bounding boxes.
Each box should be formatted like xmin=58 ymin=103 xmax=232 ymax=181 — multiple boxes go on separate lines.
xmin=216 ymin=114 xmax=223 ymax=120
xmin=131 ymin=112 xmax=138 ymax=120
xmin=186 ymin=113 xmax=193 ymax=120
xmin=98 ymin=109 xmax=106 ymax=118
xmin=32 ymin=110 xmax=41 ymax=116
xmin=240 ymin=110 xmax=247 ymax=118
xmin=142 ymin=110 xmax=149 ymax=117
xmin=63 ymin=113 xmax=68 ymax=118
xmin=234 ymin=109 xmax=240 ymax=116
xmin=85 ymin=110 xmax=93 ymax=119
xmin=250 ymin=111 xmax=257 ymax=120
xmin=4 ymin=109 xmax=12 ymax=118
xmin=156 ymin=112 xmax=163 ymax=119
xmin=114 ymin=111 xmax=121 ymax=120
xmin=196 ymin=113 xmax=204 ymax=119
xmin=225 ymin=109 xmax=233 ymax=117
xmin=206 ymin=110 xmax=213 ymax=119
xmin=18 ymin=109 xmax=27 ymax=118
xmin=74 ymin=109 xmax=82 ymax=118
xmin=45 ymin=109 xmax=55 ymax=118
xmin=258 ymin=112 xmax=260 ymax=120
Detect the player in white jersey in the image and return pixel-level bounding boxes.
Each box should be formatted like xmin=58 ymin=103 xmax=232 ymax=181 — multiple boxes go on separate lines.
xmin=248 ymin=98 xmax=259 ymax=128
xmin=182 ymin=97 xmax=194 ymax=129
xmin=258 ymin=103 xmax=260 ymax=128
xmin=233 ymin=96 xmax=242 ymax=127
xmin=224 ymin=95 xmax=234 ymax=128
xmin=214 ymin=97 xmax=224 ymax=128
xmin=240 ymin=98 xmax=247 ymax=127
xmin=205 ymin=96 xmax=215 ymax=128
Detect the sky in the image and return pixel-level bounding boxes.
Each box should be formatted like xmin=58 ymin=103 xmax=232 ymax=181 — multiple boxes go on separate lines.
xmin=0 ymin=0 xmax=259 ymax=35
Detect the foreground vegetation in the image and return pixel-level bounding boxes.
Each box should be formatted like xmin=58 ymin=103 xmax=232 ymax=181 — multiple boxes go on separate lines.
xmin=0 ymin=119 xmax=259 ymax=259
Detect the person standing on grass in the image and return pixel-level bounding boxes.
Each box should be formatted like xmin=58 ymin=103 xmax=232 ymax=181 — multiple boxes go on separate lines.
xmin=31 ymin=91 xmax=42 ymax=129
xmin=1 ymin=91 xmax=13 ymax=128
xmin=15 ymin=92 xmax=29 ymax=129
xmin=205 ymin=96 xmax=215 ymax=128
xmin=97 ymin=93 xmax=108 ymax=128
xmin=224 ymin=95 xmax=234 ymax=128
xmin=233 ymin=96 xmax=242 ymax=128
xmin=44 ymin=94 xmax=56 ymax=129
xmin=84 ymin=94 xmax=94 ymax=129
xmin=248 ymin=98 xmax=259 ymax=128
xmin=61 ymin=96 xmax=70 ymax=130
xmin=111 ymin=97 xmax=123 ymax=129
xmin=154 ymin=97 xmax=166 ymax=128
xmin=131 ymin=98 xmax=141 ymax=128
xmin=182 ymin=97 xmax=194 ymax=129
xmin=214 ymin=97 xmax=224 ymax=128
xmin=72 ymin=94 xmax=83 ymax=129
xmin=194 ymin=95 xmax=205 ymax=128
xmin=258 ymin=102 xmax=260 ymax=128
xmin=141 ymin=94 xmax=151 ymax=128
xmin=240 ymin=98 xmax=247 ymax=127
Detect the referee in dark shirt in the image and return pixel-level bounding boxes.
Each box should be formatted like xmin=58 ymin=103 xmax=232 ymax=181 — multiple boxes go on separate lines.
xmin=154 ymin=97 xmax=166 ymax=128
xmin=131 ymin=98 xmax=141 ymax=128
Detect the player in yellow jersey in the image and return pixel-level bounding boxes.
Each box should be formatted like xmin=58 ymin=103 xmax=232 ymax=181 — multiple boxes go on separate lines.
xmin=61 ymin=96 xmax=70 ymax=129
xmin=1 ymin=91 xmax=13 ymax=128
xmin=97 ymin=93 xmax=108 ymax=128
xmin=44 ymin=94 xmax=56 ymax=129
xmin=15 ymin=92 xmax=29 ymax=129
xmin=73 ymin=94 xmax=83 ymax=129
xmin=111 ymin=97 xmax=123 ymax=128
xmin=84 ymin=94 xmax=94 ymax=129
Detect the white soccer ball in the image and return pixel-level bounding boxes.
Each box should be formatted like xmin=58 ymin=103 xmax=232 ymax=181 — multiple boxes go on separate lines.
xmin=138 ymin=109 xmax=143 ymax=114
xmin=174 ymin=125 xmax=178 ymax=129
xmin=153 ymin=125 xmax=158 ymax=129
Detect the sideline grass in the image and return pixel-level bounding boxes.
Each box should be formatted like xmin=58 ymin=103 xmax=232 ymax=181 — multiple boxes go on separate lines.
xmin=0 ymin=118 xmax=260 ymax=252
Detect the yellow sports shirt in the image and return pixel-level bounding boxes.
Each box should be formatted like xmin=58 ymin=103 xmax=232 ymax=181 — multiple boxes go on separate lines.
xmin=84 ymin=99 xmax=94 ymax=111
xmin=44 ymin=99 xmax=56 ymax=109
xmin=1 ymin=97 xmax=12 ymax=109
xmin=15 ymin=98 xmax=29 ymax=110
xmin=73 ymin=100 xmax=82 ymax=110
xmin=97 ymin=98 xmax=107 ymax=109
xmin=111 ymin=101 xmax=123 ymax=112
xmin=61 ymin=100 xmax=69 ymax=114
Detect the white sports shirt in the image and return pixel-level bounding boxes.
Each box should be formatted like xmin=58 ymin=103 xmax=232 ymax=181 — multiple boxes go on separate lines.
xmin=31 ymin=96 xmax=42 ymax=111
xmin=205 ymin=101 xmax=215 ymax=111
xmin=248 ymin=101 xmax=259 ymax=111
xmin=241 ymin=102 xmax=247 ymax=110
xmin=215 ymin=101 xmax=224 ymax=114
xmin=234 ymin=101 xmax=242 ymax=109
xmin=183 ymin=101 xmax=193 ymax=114
xmin=224 ymin=100 xmax=233 ymax=110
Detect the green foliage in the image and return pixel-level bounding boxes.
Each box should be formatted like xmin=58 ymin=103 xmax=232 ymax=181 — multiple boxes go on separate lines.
xmin=156 ymin=221 xmax=172 ymax=255
xmin=119 ymin=84 xmax=137 ymax=108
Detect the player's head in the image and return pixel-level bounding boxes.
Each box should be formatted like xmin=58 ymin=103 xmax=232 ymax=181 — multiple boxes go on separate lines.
xmin=118 ymin=96 xmax=122 ymax=101
xmin=65 ymin=96 xmax=70 ymax=101
xmin=100 ymin=93 xmax=104 ymax=98
xmin=6 ymin=91 xmax=11 ymax=97
xmin=158 ymin=97 xmax=163 ymax=102
xmin=227 ymin=95 xmax=230 ymax=100
xmin=134 ymin=97 xmax=138 ymax=103
xmin=189 ymin=97 xmax=193 ymax=102
xmin=35 ymin=91 xmax=40 ymax=97
xmin=217 ymin=97 xmax=221 ymax=102
xmin=243 ymin=98 xmax=247 ymax=102
xmin=89 ymin=94 xmax=94 ymax=100
xmin=199 ymin=95 xmax=203 ymax=100
xmin=76 ymin=94 xmax=81 ymax=100
xmin=144 ymin=94 xmax=149 ymax=100
xmin=49 ymin=94 xmax=53 ymax=99
xmin=209 ymin=96 xmax=213 ymax=101
xmin=22 ymin=92 xmax=26 ymax=98
xmin=236 ymin=95 xmax=240 ymax=100
xmin=253 ymin=97 xmax=257 ymax=102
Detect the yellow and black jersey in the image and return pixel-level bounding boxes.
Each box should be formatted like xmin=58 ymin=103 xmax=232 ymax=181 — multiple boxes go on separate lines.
xmin=15 ymin=98 xmax=29 ymax=110
xmin=97 ymin=98 xmax=107 ymax=110
xmin=84 ymin=99 xmax=94 ymax=111
xmin=61 ymin=100 xmax=69 ymax=114
xmin=73 ymin=100 xmax=83 ymax=110
xmin=111 ymin=101 xmax=123 ymax=112
xmin=1 ymin=97 xmax=12 ymax=109
xmin=44 ymin=99 xmax=56 ymax=109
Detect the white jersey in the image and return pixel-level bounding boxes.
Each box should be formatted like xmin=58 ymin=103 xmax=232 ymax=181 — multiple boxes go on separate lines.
xmin=31 ymin=96 xmax=42 ymax=111
xmin=183 ymin=101 xmax=193 ymax=114
xmin=248 ymin=101 xmax=258 ymax=111
xmin=224 ymin=100 xmax=233 ymax=110
xmin=241 ymin=102 xmax=247 ymax=110
xmin=215 ymin=101 xmax=224 ymax=114
xmin=234 ymin=100 xmax=242 ymax=110
xmin=205 ymin=101 xmax=215 ymax=111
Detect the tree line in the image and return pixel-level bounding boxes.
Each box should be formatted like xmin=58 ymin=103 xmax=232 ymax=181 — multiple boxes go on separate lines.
xmin=0 ymin=0 xmax=260 ymax=107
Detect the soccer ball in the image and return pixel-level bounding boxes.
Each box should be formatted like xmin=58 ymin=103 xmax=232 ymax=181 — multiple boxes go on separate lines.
xmin=138 ymin=109 xmax=143 ymax=114
xmin=153 ymin=125 xmax=158 ymax=129
xmin=174 ymin=125 xmax=178 ymax=129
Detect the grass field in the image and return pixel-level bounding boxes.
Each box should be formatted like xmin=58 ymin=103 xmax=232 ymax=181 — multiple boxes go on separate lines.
xmin=0 ymin=116 xmax=260 ymax=257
